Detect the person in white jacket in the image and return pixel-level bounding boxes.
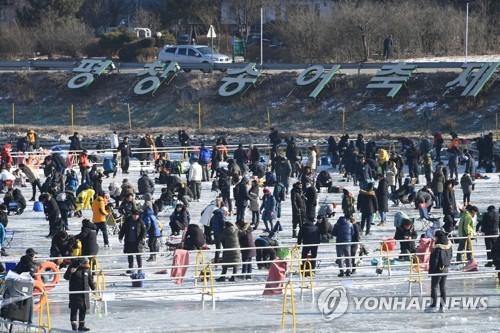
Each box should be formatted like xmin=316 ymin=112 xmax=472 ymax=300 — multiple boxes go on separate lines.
xmin=109 ymin=131 xmax=119 ymax=159
xmin=188 ymin=155 xmax=203 ymax=201
xmin=199 ymin=201 xmax=218 ymax=243
xmin=307 ymin=147 xmax=317 ymax=172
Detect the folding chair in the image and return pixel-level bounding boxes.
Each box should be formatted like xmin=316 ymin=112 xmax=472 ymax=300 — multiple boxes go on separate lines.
xmin=4 ymin=230 xmax=15 ymax=248
xmin=106 ymin=213 xmax=123 ymax=235
xmin=417 ymin=204 xmax=440 ymax=230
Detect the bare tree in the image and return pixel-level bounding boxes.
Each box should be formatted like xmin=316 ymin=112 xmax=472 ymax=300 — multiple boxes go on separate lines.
xmin=131 ymin=6 xmax=162 ymax=32
xmin=0 ymin=26 xmax=36 ymax=59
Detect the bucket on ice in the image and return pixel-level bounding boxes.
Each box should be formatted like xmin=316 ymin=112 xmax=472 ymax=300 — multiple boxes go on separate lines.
xmin=130 ymin=272 xmax=145 ymax=288
xmin=33 ymin=202 xmax=44 ymax=212
xmin=381 ymin=238 xmax=396 ymax=252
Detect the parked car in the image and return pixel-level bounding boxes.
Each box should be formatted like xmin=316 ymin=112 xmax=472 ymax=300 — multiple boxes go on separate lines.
xmin=158 ymin=45 xmax=230 ymax=73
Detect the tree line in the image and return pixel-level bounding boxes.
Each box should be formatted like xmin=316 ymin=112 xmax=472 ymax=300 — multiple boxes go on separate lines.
xmin=0 ymin=0 xmax=498 ymax=62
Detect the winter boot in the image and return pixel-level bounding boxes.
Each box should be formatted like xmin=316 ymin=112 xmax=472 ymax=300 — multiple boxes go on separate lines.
xmin=78 ymin=322 xmax=90 ymax=331
xmin=71 ymin=321 xmax=78 ymax=331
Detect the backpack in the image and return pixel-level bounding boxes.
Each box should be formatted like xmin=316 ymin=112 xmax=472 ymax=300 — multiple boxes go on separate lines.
xmin=273 ymin=182 xmax=286 ymax=202
xmin=171 ymin=160 xmax=183 ymax=175
xmin=344 ymin=196 xmax=356 ymax=215
xmin=265 ymin=171 xmax=276 ymax=186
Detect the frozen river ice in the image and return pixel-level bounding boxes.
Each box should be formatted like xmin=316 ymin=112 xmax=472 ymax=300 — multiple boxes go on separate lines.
xmin=2 ymin=158 xmax=499 ymax=332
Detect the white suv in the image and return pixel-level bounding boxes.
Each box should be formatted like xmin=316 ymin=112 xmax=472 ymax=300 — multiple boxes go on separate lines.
xmin=158 ymin=45 xmax=231 ymax=73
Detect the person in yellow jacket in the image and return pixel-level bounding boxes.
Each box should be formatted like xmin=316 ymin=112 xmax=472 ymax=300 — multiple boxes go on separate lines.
xmin=378 ymin=148 xmax=389 ymax=174
xmin=26 ymin=129 xmax=38 ymax=152
xmin=457 ymin=205 xmax=477 ymax=262
xmin=92 ymin=195 xmax=109 ymax=247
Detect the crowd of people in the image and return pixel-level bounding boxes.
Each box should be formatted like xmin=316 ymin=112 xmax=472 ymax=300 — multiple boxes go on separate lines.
xmin=0 ymin=127 xmax=499 ymax=328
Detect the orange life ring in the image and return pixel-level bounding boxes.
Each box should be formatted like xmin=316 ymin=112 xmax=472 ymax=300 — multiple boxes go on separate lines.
xmin=33 ymin=279 xmax=46 ymax=312
xmin=35 ymin=261 xmax=60 ymax=291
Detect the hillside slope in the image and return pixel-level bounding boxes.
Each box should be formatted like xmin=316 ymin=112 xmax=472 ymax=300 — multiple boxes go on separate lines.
xmin=0 ymin=68 xmax=498 ymax=136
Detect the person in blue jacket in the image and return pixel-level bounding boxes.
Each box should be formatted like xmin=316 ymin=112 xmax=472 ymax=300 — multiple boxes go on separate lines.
xmin=142 ymin=209 xmax=162 ymax=262
xmin=103 ymin=158 xmax=118 ymax=178
xmin=332 ymin=217 xmax=354 ymax=277
xmin=210 ymin=207 xmax=228 ymax=263
xmin=260 ymin=187 xmax=276 ymax=232
xmin=199 ymin=143 xmax=212 ymax=182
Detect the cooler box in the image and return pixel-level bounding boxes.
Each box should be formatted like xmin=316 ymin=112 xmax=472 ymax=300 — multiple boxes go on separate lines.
xmin=130 ymin=272 xmax=145 ymax=288
xmin=0 ymin=275 xmax=34 ymax=323
xmin=5 ymin=262 xmax=16 ymax=273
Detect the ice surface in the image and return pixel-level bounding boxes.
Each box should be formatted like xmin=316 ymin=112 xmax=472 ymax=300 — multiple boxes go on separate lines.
xmin=2 ymin=156 xmax=500 ymax=332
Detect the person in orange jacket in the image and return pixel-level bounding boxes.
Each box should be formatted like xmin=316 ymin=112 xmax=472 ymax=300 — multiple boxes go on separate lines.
xmin=91 ymin=195 xmax=109 ymax=247
xmin=78 ymin=150 xmax=90 ymax=185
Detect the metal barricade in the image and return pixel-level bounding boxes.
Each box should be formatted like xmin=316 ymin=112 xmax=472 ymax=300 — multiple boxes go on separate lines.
xmin=0 ymin=319 xmax=48 ymax=333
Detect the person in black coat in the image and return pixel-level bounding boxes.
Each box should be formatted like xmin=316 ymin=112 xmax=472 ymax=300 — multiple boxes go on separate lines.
xmin=394 ymin=220 xmax=418 ymax=260
xmin=50 ymin=230 xmax=74 ymax=267
xmin=14 ymin=248 xmax=38 ymax=278
xmin=169 ymin=203 xmax=190 ymax=235
xmin=137 ymin=173 xmax=155 ymax=195
xmin=117 ymin=137 xmax=132 ymax=173
xmin=69 ymin=132 xmax=83 ymax=152
xmin=357 ymin=182 xmax=378 ymax=235
xmin=476 ymin=205 xmax=499 ymax=266
xmin=405 ymin=144 xmax=420 ymax=183
xmin=119 ymin=210 xmax=146 ymax=272
xmin=304 ymin=182 xmax=317 ymax=223
xmin=75 ymin=219 xmax=99 ymax=256
xmin=184 ymin=224 xmax=205 ymax=250
xmin=297 ymin=221 xmax=321 ymax=270
xmin=442 ymin=179 xmax=457 ymax=218
xmin=234 ymin=177 xmax=251 ymax=221
xmin=316 ymin=215 xmax=333 ymax=241
xmin=427 ymin=230 xmax=452 ymax=313
xmin=52 ymin=152 xmax=66 ymax=175
xmin=290 ymin=182 xmax=306 ymax=238
xmin=39 ymin=193 xmax=62 ymax=238
xmin=12 ymin=188 xmax=26 ymax=214
xmin=217 ymin=168 xmax=232 ymax=212
xmin=375 ymin=174 xmax=389 ymax=226
xmin=210 ymin=145 xmax=222 ymax=178
xmin=64 ymin=257 xmax=95 ymax=331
